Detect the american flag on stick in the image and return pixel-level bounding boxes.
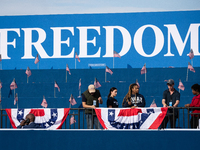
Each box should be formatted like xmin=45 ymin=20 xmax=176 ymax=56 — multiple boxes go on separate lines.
xmin=41 ymin=96 xmax=48 ymax=108
xmin=94 ymin=78 xmax=101 ymax=88
xmin=188 ymin=62 xmax=195 ymax=73
xmin=10 ymin=79 xmax=17 ymax=90
xmin=136 ymin=79 xmax=140 ymax=88
xmin=113 ymin=51 xmax=121 ymax=58
xmin=66 ymin=64 xmax=71 ymax=75
xmin=141 ymin=63 xmax=147 ymax=74
xmin=69 ymin=94 xmax=77 ymax=106
xmin=34 ymin=54 xmax=40 ymax=64
xmin=25 ymin=67 xmax=32 ymax=77
xmin=14 ymin=93 xmax=18 ymax=105
xmin=54 ymin=81 xmax=60 ymax=92
xmin=106 ymin=66 xmax=113 ymax=75
xmin=150 ymin=99 xmax=157 ymax=107
xmin=79 ymin=78 xmax=81 ymax=90
xmin=188 ymin=49 xmax=194 ymax=59
xmin=70 ymin=115 xmax=76 ymax=125
xmin=178 ymin=79 xmax=185 ymax=91
xmin=75 ymin=52 xmax=80 ymax=62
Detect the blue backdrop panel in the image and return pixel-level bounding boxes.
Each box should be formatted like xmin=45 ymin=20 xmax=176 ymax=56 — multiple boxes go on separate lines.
xmin=0 ymin=10 xmax=200 ymax=69
xmin=0 ymin=130 xmax=199 ymax=150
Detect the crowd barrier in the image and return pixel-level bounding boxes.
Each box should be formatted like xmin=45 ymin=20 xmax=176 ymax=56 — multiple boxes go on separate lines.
xmin=0 ymin=107 xmax=199 ymax=129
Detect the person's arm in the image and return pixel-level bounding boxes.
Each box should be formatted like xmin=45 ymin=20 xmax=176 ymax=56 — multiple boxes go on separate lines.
xmin=82 ymin=102 xmax=96 ymax=109
xmin=98 ymin=97 xmax=103 ymax=104
xmin=173 ymin=100 xmax=179 ymax=107
xmin=162 ymin=99 xmax=167 ymax=107
xmin=82 ymin=94 xmax=95 ymax=109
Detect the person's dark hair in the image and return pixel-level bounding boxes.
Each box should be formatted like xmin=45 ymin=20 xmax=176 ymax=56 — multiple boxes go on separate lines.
xmin=122 ymin=83 xmax=138 ymax=106
xmin=191 ymin=84 xmax=200 ymax=92
xmin=108 ymin=87 xmax=117 ymax=98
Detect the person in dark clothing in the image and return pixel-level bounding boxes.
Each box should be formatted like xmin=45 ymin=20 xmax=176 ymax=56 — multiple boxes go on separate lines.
xmin=185 ymin=84 xmax=200 ymax=128
xmin=17 ymin=113 xmax=41 ymax=129
xmin=122 ymin=83 xmax=145 ymax=108
xmin=161 ymin=79 xmax=180 ymax=129
xmin=107 ymin=87 xmax=118 ymax=108
xmin=82 ymin=84 xmax=103 ymax=129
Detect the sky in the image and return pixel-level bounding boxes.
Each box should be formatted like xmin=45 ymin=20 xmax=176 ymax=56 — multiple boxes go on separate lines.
xmin=0 ymin=0 xmax=200 ymax=16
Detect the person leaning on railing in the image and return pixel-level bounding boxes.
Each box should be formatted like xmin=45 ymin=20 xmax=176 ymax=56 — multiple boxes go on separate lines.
xmin=185 ymin=84 xmax=200 ymax=129
xmin=122 ymin=83 xmax=146 ymax=108
xmin=161 ymin=79 xmax=180 ymax=129
xmin=82 ymin=84 xmax=103 ymax=129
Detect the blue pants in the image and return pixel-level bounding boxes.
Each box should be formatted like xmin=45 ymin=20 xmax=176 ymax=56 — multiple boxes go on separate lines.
xmin=86 ymin=114 xmax=100 ymax=129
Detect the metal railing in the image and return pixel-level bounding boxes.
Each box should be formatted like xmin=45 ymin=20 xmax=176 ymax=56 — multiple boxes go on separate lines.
xmin=1 ymin=107 xmax=200 ymax=129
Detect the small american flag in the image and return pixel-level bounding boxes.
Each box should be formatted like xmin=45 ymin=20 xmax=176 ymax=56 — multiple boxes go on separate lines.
xmin=41 ymin=96 xmax=48 ymax=108
xmin=34 ymin=54 xmax=40 ymax=64
xmin=150 ymin=99 xmax=157 ymax=107
xmin=79 ymin=78 xmax=81 ymax=90
xmin=14 ymin=93 xmax=18 ymax=105
xmin=188 ymin=49 xmax=194 ymax=59
xmin=10 ymin=79 xmax=17 ymax=90
xmin=188 ymin=62 xmax=195 ymax=73
xmin=136 ymin=79 xmax=140 ymax=88
xmin=178 ymin=79 xmax=185 ymax=91
xmin=94 ymin=78 xmax=101 ymax=88
xmin=113 ymin=51 xmax=121 ymax=58
xmin=70 ymin=115 xmax=76 ymax=125
xmin=69 ymin=94 xmax=77 ymax=106
xmin=25 ymin=67 xmax=32 ymax=77
xmin=75 ymin=52 xmax=80 ymax=62
xmin=141 ymin=64 xmax=147 ymax=74
xmin=54 ymin=81 xmax=60 ymax=92
xmin=0 ymin=81 xmax=2 ymax=89
xmin=66 ymin=64 xmax=71 ymax=75
xmin=106 ymin=66 xmax=113 ymax=75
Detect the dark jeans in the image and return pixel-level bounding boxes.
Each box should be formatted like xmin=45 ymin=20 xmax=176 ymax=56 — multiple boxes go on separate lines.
xmin=190 ymin=116 xmax=199 ymax=129
xmin=161 ymin=115 xmax=177 ymax=129
xmin=86 ymin=114 xmax=100 ymax=129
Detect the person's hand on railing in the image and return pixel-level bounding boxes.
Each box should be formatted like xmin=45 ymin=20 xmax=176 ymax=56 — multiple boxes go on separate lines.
xmin=185 ymin=104 xmax=190 ymax=107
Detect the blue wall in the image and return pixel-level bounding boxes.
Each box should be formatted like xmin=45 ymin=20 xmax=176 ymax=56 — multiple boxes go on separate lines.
xmin=0 ymin=130 xmax=199 ymax=150
xmin=0 ymin=10 xmax=200 ymax=69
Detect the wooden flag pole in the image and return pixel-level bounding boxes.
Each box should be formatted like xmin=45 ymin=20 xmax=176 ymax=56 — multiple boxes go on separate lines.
xmin=186 ymin=68 xmax=189 ymax=81
xmin=66 ymin=70 xmax=67 ymax=83
xmin=113 ymin=56 xmax=114 ymax=69
xmin=75 ymin=58 xmax=76 ymax=69
xmin=17 ymin=93 xmax=18 ymax=109
xmin=105 ymin=70 xmax=107 ymax=82
xmin=27 ymin=76 xmax=28 ymax=83
xmin=145 ymin=72 xmax=147 ymax=82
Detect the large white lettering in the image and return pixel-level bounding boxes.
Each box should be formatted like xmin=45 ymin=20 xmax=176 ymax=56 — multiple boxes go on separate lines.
xmin=134 ymin=25 xmax=164 ymax=57
xmin=164 ymin=24 xmax=200 ymax=56
xmin=77 ymin=26 xmax=101 ymax=58
xmin=21 ymin=28 xmax=50 ymax=59
xmin=103 ymin=26 xmax=131 ymax=57
xmin=0 ymin=28 xmax=20 ymax=59
xmin=51 ymin=27 xmax=74 ymax=58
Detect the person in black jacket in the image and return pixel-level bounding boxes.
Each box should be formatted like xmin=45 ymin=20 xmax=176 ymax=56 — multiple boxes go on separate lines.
xmin=107 ymin=87 xmax=119 ymax=108
xmin=122 ymin=83 xmax=145 ymax=108
xmin=17 ymin=113 xmax=41 ymax=129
